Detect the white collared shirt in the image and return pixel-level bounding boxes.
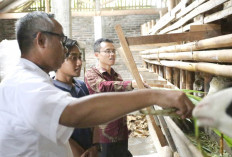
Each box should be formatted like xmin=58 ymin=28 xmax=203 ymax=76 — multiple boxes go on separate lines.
xmin=0 ymin=58 xmax=75 ymax=157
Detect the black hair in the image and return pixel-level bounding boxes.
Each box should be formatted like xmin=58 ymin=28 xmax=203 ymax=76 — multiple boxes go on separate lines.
xmin=93 ymin=38 xmax=113 ymax=53
xmin=64 ymin=38 xmax=80 ymax=58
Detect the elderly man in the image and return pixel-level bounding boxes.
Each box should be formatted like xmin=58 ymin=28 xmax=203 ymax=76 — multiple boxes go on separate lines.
xmin=0 ymin=11 xmax=194 ymax=157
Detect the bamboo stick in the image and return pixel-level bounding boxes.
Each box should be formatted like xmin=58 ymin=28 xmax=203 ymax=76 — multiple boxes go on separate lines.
xmin=140 ymin=34 xmax=232 ymax=55
xmin=141 ymin=49 xmax=232 ymax=63
xmin=144 ymin=59 xmax=232 ymax=78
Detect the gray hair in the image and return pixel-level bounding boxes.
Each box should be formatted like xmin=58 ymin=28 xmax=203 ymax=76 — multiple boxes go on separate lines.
xmin=15 ymin=11 xmax=55 ymax=54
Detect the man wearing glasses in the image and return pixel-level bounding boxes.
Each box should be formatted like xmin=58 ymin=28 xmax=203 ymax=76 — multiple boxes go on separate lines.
xmin=0 ymin=11 xmax=194 ymax=157
xmin=84 ymin=38 xmax=143 ymax=157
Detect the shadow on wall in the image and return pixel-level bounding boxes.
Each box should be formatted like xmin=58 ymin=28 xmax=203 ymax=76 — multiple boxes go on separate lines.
xmin=0 ymin=40 xmax=20 ymax=81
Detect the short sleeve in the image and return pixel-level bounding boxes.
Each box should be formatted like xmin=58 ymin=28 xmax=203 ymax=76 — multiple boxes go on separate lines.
xmin=17 ymin=80 xmax=76 ymax=144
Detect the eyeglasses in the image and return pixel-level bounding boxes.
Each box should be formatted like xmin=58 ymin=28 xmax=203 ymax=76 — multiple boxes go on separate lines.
xmin=40 ymin=31 xmax=67 ymax=46
xmin=100 ymin=50 xmax=116 ymax=54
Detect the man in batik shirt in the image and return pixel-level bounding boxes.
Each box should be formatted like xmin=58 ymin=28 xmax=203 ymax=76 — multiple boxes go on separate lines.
xmin=85 ymin=38 xmax=137 ymax=157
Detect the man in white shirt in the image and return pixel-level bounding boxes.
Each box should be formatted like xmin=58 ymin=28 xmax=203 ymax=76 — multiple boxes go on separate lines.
xmin=0 ymin=11 xmax=194 ymax=157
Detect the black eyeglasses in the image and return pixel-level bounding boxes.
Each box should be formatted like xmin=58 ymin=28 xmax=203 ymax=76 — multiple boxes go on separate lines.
xmin=100 ymin=50 xmax=116 ymax=54
xmin=40 ymin=31 xmax=67 ymax=46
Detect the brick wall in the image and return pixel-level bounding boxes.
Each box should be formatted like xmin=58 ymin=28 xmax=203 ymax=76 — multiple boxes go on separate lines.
xmin=0 ymin=19 xmax=17 ymax=41
xmin=0 ymin=14 xmax=158 ymax=80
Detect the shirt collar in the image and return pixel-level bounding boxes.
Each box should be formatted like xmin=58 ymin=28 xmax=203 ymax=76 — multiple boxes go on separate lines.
xmin=53 ymin=79 xmax=72 ymax=91
xmin=95 ymin=65 xmax=117 ymax=76
xmin=18 ymin=58 xmax=50 ymax=79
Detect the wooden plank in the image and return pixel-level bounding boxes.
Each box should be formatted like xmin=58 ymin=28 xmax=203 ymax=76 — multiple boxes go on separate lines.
xmin=0 ymin=12 xmax=27 ymax=19
xmin=159 ymin=0 xmax=228 ymax=34
xmin=0 ymin=0 xmax=29 ymax=13
xmin=190 ymin=24 xmax=221 ymax=32
xmin=204 ymin=6 xmax=232 ymax=23
xmin=129 ymin=42 xmax=180 ymax=51
xmin=72 ymin=8 xmax=167 ymax=16
xmin=176 ymin=0 xmax=207 ymax=19
xmin=140 ymin=34 xmax=232 ymax=55
xmin=150 ymin=0 xmax=189 ymax=34
xmin=126 ymin=30 xmax=220 ymax=46
xmin=115 ymin=24 xmax=168 ymax=149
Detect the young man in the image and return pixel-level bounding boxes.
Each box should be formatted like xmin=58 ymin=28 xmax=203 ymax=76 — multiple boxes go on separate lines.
xmin=53 ymin=38 xmax=97 ymax=157
xmin=0 ymin=11 xmax=194 ymax=157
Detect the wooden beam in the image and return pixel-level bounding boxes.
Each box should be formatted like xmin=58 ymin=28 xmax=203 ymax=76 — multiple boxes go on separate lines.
xmin=100 ymin=0 xmax=116 ymax=7
xmin=0 ymin=0 xmax=29 ymax=13
xmin=190 ymin=24 xmax=221 ymax=32
xmin=204 ymin=6 xmax=232 ymax=24
xmin=140 ymin=34 xmax=232 ymax=55
xmin=128 ymin=42 xmax=180 ymax=51
xmin=72 ymin=8 xmax=167 ymax=16
xmin=176 ymin=0 xmax=207 ymax=19
xmin=150 ymin=0 xmax=189 ymax=34
xmin=159 ymin=0 xmax=228 ymax=34
xmin=0 ymin=12 xmax=27 ymax=19
xmin=126 ymin=30 xmax=220 ymax=46
xmin=0 ymin=0 xmax=15 ymax=10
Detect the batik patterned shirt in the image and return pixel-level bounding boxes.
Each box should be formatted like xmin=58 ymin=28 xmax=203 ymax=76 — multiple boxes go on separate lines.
xmin=84 ymin=66 xmax=133 ymax=143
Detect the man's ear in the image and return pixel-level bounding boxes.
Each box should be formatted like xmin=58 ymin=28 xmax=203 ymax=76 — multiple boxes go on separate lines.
xmin=35 ymin=32 xmax=46 ymax=48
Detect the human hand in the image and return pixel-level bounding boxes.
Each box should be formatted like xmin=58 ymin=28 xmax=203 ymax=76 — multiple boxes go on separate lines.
xmin=156 ymin=90 xmax=194 ymax=119
xmin=131 ymin=80 xmax=150 ymax=89
xmin=193 ymin=88 xmax=232 ymax=138
xmin=80 ymin=146 xmax=98 ymax=157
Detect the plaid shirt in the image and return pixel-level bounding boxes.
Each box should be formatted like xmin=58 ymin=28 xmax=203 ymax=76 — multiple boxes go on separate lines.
xmin=84 ymin=66 xmax=133 ymax=143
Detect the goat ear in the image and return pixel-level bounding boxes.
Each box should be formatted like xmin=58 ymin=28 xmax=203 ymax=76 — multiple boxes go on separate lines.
xmin=226 ymin=100 xmax=232 ymax=117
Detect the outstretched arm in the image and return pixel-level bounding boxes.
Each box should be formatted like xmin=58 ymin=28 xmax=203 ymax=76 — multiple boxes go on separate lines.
xmin=60 ymin=89 xmax=194 ymax=128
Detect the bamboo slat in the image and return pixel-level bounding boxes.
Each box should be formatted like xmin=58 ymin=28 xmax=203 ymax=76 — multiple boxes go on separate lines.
xmin=141 ymin=49 xmax=232 ymax=63
xmin=140 ymin=34 xmax=232 ymax=55
xmin=159 ymin=0 xmax=228 ymax=34
xmin=144 ymin=59 xmax=232 ymax=78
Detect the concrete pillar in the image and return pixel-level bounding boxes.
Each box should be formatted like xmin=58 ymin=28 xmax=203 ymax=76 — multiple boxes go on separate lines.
xmin=94 ymin=0 xmax=103 ymax=41
xmin=51 ymin=0 xmax=72 ymax=38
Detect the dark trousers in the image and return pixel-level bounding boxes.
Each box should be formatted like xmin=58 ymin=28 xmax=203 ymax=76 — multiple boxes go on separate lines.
xmin=99 ymin=140 xmax=133 ymax=157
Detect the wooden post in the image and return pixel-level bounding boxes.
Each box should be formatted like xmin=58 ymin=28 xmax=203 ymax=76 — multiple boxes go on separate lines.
xmin=159 ymin=66 xmax=164 ymax=78
xmin=115 ymin=25 xmax=168 ymax=150
xmin=204 ymin=73 xmax=212 ymax=96
xmin=180 ymin=69 xmax=186 ymax=89
xmin=45 ymin=0 xmax=50 ymax=13
xmin=173 ymin=68 xmax=180 ymax=88
xmin=186 ymin=71 xmax=194 ymax=90
xmin=166 ymin=67 xmax=173 ymax=83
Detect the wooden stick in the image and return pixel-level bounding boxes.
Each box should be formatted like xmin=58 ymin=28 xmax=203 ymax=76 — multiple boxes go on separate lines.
xmin=115 ymin=25 xmax=168 ymax=151
xmin=140 ymin=34 xmax=232 ymax=55
xmin=186 ymin=71 xmax=194 ymax=90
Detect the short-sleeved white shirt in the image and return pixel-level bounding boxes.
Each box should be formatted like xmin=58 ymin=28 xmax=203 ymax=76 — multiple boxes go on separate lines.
xmin=0 ymin=58 xmax=76 ymax=157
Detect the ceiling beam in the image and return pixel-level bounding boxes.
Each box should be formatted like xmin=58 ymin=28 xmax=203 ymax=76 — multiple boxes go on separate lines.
xmin=72 ymin=8 xmax=167 ymax=16
xmin=0 ymin=0 xmax=31 ymax=13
